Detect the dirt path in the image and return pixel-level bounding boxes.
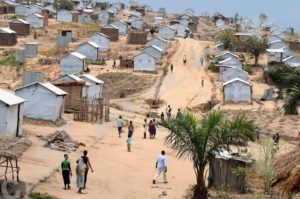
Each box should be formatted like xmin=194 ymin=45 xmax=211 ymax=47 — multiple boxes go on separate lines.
xmin=158 ymin=38 xmax=213 ymax=112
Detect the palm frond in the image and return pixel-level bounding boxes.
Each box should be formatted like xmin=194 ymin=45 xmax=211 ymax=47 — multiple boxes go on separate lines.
xmin=284 ymin=83 xmax=300 ymax=115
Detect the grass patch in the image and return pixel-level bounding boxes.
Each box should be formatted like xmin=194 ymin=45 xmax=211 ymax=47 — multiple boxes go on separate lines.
xmin=0 ymin=53 xmax=23 ymax=67
xmin=40 ymin=48 xmax=62 ymax=57
xmin=87 ymin=59 xmax=106 ymax=65
xmin=29 ymin=192 xmax=57 ymax=199
xmin=243 ymin=65 xmax=253 ymax=75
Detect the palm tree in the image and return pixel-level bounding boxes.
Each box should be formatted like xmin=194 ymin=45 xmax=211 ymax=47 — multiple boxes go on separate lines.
xmin=159 ymin=111 xmax=255 ymax=199
xmin=268 ymin=65 xmax=300 ymax=114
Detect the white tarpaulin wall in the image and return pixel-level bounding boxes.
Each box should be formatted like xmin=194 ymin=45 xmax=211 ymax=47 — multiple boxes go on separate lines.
xmin=16 ymin=85 xmax=65 ymax=122
xmin=0 ymin=102 xmax=23 ymax=136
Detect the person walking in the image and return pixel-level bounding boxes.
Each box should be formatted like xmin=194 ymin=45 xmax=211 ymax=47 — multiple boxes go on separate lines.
xmin=143 ymin=118 xmax=148 ymax=139
xmin=296 ymin=132 xmax=300 ymax=147
xmin=128 ymin=121 xmax=134 ymax=138
xmin=273 ymin=133 xmax=280 ymax=145
xmin=76 ymin=158 xmax=86 ymax=194
xmin=82 ymin=150 xmax=93 ymax=189
xmin=255 ymin=127 xmax=260 ymax=141
xmin=183 ymin=55 xmax=187 ymax=65
xmin=148 ymin=120 xmax=154 ymax=139
xmin=112 ymin=59 xmax=116 ymax=69
xmin=201 ymin=79 xmax=204 ymax=87
xmin=200 ymin=55 xmax=204 ymax=66
xmin=153 ymin=119 xmax=157 ymax=139
xmin=127 ymin=136 xmax=132 ymax=152
xmin=170 ymin=64 xmax=174 ymax=73
xmin=153 ymin=150 xmax=168 ymax=184
xmin=166 ymin=105 xmax=172 ymax=119
xmin=160 ymin=112 xmax=165 ymax=122
xmin=117 ymin=116 xmax=123 ymax=138
xmin=61 ymin=154 xmax=72 ymax=190
xmin=176 ymin=109 xmax=182 ymax=118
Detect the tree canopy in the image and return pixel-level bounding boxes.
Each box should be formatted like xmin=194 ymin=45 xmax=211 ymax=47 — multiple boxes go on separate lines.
xmin=242 ymin=36 xmax=269 ymax=66
xmin=53 ymin=0 xmax=74 ymax=11
xmin=159 ymin=110 xmax=255 ymax=199
xmin=216 ymin=29 xmax=237 ymax=50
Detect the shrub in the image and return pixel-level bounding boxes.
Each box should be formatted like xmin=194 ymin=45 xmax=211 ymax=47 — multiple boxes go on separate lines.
xmin=87 ymin=59 xmax=106 ymax=65
xmin=0 ymin=53 xmax=23 ymax=67
xmin=29 ymin=192 xmax=56 ymax=199
xmin=243 ymin=65 xmax=253 ymax=75
xmin=208 ymin=62 xmax=219 ymax=72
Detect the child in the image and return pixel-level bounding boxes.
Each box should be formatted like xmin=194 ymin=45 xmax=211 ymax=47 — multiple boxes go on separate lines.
xmin=127 ymin=136 xmax=132 ymax=152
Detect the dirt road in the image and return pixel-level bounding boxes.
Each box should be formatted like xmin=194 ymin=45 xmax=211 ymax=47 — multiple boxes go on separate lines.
xmin=158 ymin=38 xmax=213 ymax=113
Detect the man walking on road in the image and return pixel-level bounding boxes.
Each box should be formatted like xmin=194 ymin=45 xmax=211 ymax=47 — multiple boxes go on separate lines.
xmin=200 ymin=55 xmax=204 ymax=66
xmin=170 ymin=64 xmax=174 ymax=73
xmin=82 ymin=150 xmax=93 ymax=189
xmin=117 ymin=116 xmax=123 ymax=138
xmin=153 ymin=150 xmax=168 ymax=184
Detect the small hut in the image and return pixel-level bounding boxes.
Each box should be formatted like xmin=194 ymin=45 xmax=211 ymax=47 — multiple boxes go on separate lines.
xmin=80 ymin=74 xmax=104 ymax=99
xmin=209 ymin=151 xmax=253 ymax=193
xmin=110 ymin=20 xmax=128 ymax=35
xmin=0 ymin=89 xmax=25 ymax=137
xmin=9 ymin=18 xmax=30 ymax=36
xmin=223 ymin=78 xmax=252 ymax=104
xmin=119 ymin=57 xmax=134 ymax=68
xmin=127 ymin=31 xmax=147 ymax=45
xmin=146 ymin=37 xmax=167 ymax=53
xmin=89 ymin=32 xmax=110 ymax=52
xmin=26 ymin=13 xmax=47 ymax=29
xmin=51 ymin=74 xmax=87 ymax=110
xmin=60 ymin=52 xmax=87 ymax=75
xmin=15 ymin=82 xmax=67 ymax=122
xmin=133 ymin=52 xmax=156 ymax=72
xmin=0 ymin=28 xmax=17 ymax=46
xmin=141 ymin=45 xmax=163 ymax=63
xmin=77 ymin=41 xmax=100 ymax=61
xmin=101 ymin=24 xmax=119 ymax=41
xmin=159 ymin=25 xmax=176 ymax=40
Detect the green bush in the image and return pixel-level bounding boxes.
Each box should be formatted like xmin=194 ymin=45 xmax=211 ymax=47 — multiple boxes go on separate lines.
xmin=243 ymin=65 xmax=253 ymax=75
xmin=0 ymin=53 xmax=23 ymax=67
xmin=29 ymin=192 xmax=56 ymax=199
xmin=208 ymin=62 xmax=219 ymax=72
xmin=87 ymin=59 xmax=106 ymax=65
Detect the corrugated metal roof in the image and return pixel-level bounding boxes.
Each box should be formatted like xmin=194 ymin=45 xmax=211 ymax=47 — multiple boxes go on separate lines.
xmin=41 ymin=83 xmax=67 ymax=95
xmin=16 ymin=82 xmax=67 ymax=96
xmin=134 ymin=51 xmax=156 ymax=59
xmin=10 ymin=18 xmax=30 ymax=24
xmin=0 ymin=27 xmax=16 ymax=34
xmin=91 ymin=32 xmax=110 ymax=39
xmin=0 ymin=89 xmax=25 ymax=106
xmin=87 ymin=41 xmax=100 ymax=48
xmin=145 ymin=45 xmax=163 ymax=52
xmin=70 ymin=52 xmax=86 ymax=59
xmin=80 ymin=74 xmax=104 ymax=84
xmin=223 ymin=78 xmax=251 ymax=87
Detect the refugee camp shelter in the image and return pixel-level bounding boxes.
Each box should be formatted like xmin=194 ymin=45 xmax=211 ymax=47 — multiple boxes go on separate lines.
xmin=179 ymin=18 xmax=189 ymax=26
xmin=80 ymin=74 xmax=104 ymax=98
xmin=77 ymin=41 xmax=100 ymax=60
xmin=146 ymin=37 xmax=167 ymax=53
xmin=51 ymin=74 xmax=87 ymax=110
xmin=15 ymin=4 xmax=31 ymax=16
xmin=154 ymin=16 xmax=163 ymax=25
xmin=15 ymin=82 xmax=67 ymax=122
xmin=219 ymin=58 xmax=243 ymax=69
xmin=141 ymin=45 xmax=163 ymax=63
xmin=26 ymin=13 xmax=46 ymax=29
xmin=57 ymin=9 xmax=78 ymax=22
xmin=101 ymin=24 xmax=119 ymax=41
xmin=60 ymin=52 xmax=86 ymax=75
xmin=159 ymin=25 xmax=176 ymax=40
xmin=216 ymin=51 xmax=239 ymax=61
xmin=98 ymin=11 xmax=110 ymax=26
xmin=110 ymin=20 xmax=128 ymax=35
xmin=25 ymin=42 xmax=38 ymax=57
xmin=0 ymin=89 xmax=25 ymax=137
xmin=133 ymin=52 xmax=156 ymax=72
xmin=209 ymin=151 xmax=253 ymax=193
xmin=78 ymin=14 xmax=93 ymax=23
xmin=89 ymin=32 xmax=110 ymax=52
xmin=223 ymin=78 xmax=252 ymax=104
xmin=0 ymin=1 xmax=15 ymax=15
xmin=127 ymin=31 xmax=147 ymax=45
xmin=9 ymin=18 xmax=30 ymax=36
xmin=0 ymin=28 xmax=17 ymax=46
xmin=106 ymin=6 xmax=118 ymax=14
xmin=267 ymin=35 xmax=283 ymax=44
xmin=221 ymin=67 xmax=249 ymax=82
xmin=171 ymin=23 xmax=188 ymax=37
xmin=131 ymin=18 xmax=143 ymax=30
xmin=283 ymin=56 xmax=300 ymax=67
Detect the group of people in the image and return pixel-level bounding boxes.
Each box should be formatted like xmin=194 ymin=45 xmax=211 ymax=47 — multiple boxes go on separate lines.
xmin=61 ymin=150 xmax=93 ymax=194
xmin=143 ymin=118 xmax=158 ymax=139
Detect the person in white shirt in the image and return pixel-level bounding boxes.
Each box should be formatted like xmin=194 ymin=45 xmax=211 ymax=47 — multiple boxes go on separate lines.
xmin=117 ymin=116 xmax=123 ymax=138
xmin=153 ymin=150 xmax=168 ymax=184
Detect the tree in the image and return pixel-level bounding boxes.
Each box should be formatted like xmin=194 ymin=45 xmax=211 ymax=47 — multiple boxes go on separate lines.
xmin=259 ymin=13 xmax=268 ymax=28
xmin=159 ymin=111 xmax=255 ymax=199
xmin=216 ymin=29 xmax=237 ymax=50
xmin=53 ymin=0 xmax=74 ymax=11
xmin=268 ymin=65 xmax=300 ymax=114
xmin=242 ymin=36 xmax=269 ymax=66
